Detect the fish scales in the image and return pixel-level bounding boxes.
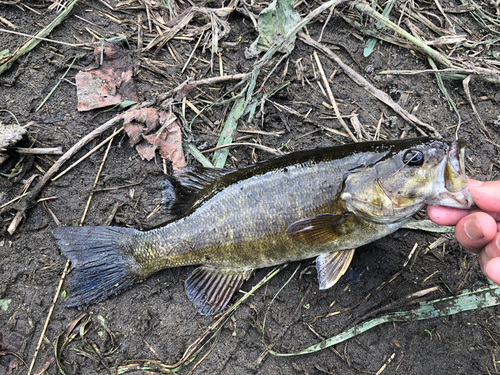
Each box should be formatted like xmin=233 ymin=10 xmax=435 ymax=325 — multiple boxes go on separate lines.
xmin=128 ymin=146 xmax=396 ymax=274
xmin=55 ymin=138 xmax=473 ymax=315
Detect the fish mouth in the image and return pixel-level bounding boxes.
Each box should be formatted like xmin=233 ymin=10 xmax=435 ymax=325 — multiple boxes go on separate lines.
xmin=433 ymin=140 xmax=473 ymax=208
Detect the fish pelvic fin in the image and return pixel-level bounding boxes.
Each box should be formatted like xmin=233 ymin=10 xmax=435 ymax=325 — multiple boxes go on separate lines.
xmin=185 ymin=266 xmax=253 ymax=316
xmin=54 ymin=226 xmax=140 ymax=307
xmin=316 ymin=249 xmax=355 ymax=290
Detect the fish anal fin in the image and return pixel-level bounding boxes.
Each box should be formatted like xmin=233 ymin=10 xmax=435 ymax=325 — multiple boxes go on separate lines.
xmin=316 ymin=249 xmax=355 ymax=290
xmin=185 ymin=266 xmax=252 ymax=316
xmin=285 ymin=213 xmax=353 ymax=245
xmin=162 ymin=167 xmax=234 ymax=215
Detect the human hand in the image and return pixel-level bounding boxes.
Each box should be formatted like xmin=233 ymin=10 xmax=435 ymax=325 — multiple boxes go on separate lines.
xmin=427 ymin=179 xmax=500 ymax=284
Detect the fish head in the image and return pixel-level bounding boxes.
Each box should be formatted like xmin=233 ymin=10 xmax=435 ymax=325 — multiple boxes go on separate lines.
xmin=341 ymin=138 xmax=473 ymax=224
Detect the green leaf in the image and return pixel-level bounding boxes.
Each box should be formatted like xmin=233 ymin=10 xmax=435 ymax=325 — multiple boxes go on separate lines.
xmin=117 ymin=101 xmax=137 ymax=111
xmin=0 ymin=299 xmax=12 ymax=311
xmin=270 ymin=285 xmax=500 ymax=356
xmin=245 ymin=0 xmax=301 ymax=58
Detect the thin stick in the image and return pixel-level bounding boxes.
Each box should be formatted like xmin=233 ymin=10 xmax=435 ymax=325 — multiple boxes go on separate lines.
xmin=12 ymin=147 xmax=63 ymax=155
xmin=80 ymin=128 xmax=117 ymax=225
xmin=181 ymin=31 xmax=204 ymax=74
xmin=353 ymin=2 xmax=452 ymax=68
xmin=5 ymin=115 xmax=124 ymax=234
xmin=202 ymin=142 xmax=284 ymax=156
xmin=27 ymin=260 xmax=70 ymax=375
xmin=36 ymin=57 xmax=77 ymax=112
xmin=158 ymin=73 xmax=248 ymax=104
xmin=313 ymin=51 xmax=357 ymax=142
xmin=52 ymin=127 xmax=124 ymax=181
xmin=462 ymin=75 xmax=492 ymax=140
xmin=0 ymin=28 xmax=85 ymax=47
xmin=300 ymin=33 xmax=440 ymax=137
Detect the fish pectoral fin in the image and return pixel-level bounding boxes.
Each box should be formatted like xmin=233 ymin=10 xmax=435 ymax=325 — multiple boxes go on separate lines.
xmin=285 ymin=213 xmax=353 ymax=245
xmin=316 ymin=249 xmax=355 ymax=290
xmin=185 ymin=266 xmax=252 ymax=316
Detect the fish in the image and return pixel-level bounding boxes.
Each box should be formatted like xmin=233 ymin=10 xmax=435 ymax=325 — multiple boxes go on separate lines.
xmin=54 ymin=137 xmax=473 ymax=315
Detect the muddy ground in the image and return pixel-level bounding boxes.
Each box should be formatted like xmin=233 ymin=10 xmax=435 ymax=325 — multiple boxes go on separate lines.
xmin=1 ymin=1 xmax=500 ymax=374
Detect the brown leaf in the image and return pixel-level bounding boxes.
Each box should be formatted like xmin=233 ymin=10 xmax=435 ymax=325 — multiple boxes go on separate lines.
xmin=75 ymin=42 xmax=138 ymax=112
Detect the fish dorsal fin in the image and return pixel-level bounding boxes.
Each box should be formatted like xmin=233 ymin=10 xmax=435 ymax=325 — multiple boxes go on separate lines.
xmin=285 ymin=213 xmax=353 ymax=245
xmin=185 ymin=266 xmax=252 ymax=316
xmin=316 ymin=249 xmax=355 ymax=290
xmin=162 ymin=167 xmax=234 ymax=215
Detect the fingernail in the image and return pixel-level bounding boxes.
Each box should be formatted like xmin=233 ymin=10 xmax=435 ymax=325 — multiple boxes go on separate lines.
xmin=467 ymin=179 xmax=483 ymax=187
xmin=496 ymin=235 xmax=500 ymax=250
xmin=464 ymin=216 xmax=484 ymax=241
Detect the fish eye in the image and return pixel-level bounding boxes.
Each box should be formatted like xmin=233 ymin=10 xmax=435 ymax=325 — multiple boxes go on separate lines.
xmin=403 ymin=150 xmax=424 ymax=167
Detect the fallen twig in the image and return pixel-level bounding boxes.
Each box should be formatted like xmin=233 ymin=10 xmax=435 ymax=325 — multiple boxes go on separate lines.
xmin=12 ymin=147 xmax=63 ymax=155
xmin=6 ymin=115 xmax=124 ymax=234
xmin=0 ymin=0 xmax=80 ymax=75
xmin=299 ymin=32 xmax=441 ymax=137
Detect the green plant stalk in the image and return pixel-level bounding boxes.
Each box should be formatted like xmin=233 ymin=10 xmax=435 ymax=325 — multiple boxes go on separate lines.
xmin=212 ymin=94 xmax=246 ymax=168
xmin=212 ymin=0 xmax=348 ymax=168
xmin=270 ymin=285 xmax=500 ymax=356
xmin=354 ymin=2 xmax=453 ymax=68
xmin=428 ymin=58 xmax=461 ymax=139
xmin=244 ymin=0 xmax=349 ymax=111
xmin=401 ymin=219 xmax=454 ymax=233
xmin=36 ymin=57 xmax=76 ymax=112
xmin=0 ymin=0 xmax=80 ymax=75
xmin=186 ymin=142 xmax=214 ymax=168
xmin=363 ymin=0 xmax=397 ymax=57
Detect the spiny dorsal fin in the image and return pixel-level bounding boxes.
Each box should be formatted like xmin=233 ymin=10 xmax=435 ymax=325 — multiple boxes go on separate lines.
xmin=185 ymin=266 xmax=252 ymax=316
xmin=316 ymin=249 xmax=355 ymax=290
xmin=162 ymin=167 xmax=234 ymax=215
xmin=285 ymin=213 xmax=353 ymax=245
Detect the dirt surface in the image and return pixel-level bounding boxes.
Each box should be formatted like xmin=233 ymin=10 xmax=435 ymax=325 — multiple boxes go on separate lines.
xmin=2 ymin=1 xmax=500 ymax=374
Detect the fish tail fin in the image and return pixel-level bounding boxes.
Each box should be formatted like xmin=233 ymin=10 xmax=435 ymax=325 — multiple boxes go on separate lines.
xmin=54 ymin=226 xmax=140 ymax=307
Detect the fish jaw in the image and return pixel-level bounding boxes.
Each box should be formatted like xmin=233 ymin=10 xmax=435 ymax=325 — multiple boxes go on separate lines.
xmin=426 ymin=141 xmax=473 ymax=209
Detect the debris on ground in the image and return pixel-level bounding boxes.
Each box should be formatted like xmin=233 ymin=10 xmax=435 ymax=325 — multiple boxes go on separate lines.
xmin=122 ymin=108 xmax=185 ymax=169
xmin=0 ymin=122 xmax=26 ymax=165
xmin=75 ymin=42 xmax=137 ymax=111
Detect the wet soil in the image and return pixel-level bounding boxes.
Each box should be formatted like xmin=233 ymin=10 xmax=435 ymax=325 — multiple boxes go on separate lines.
xmin=1 ymin=1 xmax=500 ymax=374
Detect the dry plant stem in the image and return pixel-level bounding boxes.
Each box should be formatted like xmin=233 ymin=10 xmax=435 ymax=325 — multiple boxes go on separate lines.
xmin=0 ymin=28 xmax=86 ymax=48
xmin=433 ymin=0 xmax=455 ymax=30
xmin=80 ymin=129 xmax=117 ymax=225
xmin=0 ymin=0 xmax=80 ymax=75
xmin=299 ymin=33 xmax=440 ymax=137
xmin=244 ymin=0 xmax=349 ymax=110
xmin=462 ymin=75 xmax=493 ymax=140
xmin=182 ymin=32 xmax=204 ymax=74
xmin=379 ymin=68 xmax=500 ymax=76
xmin=27 ymin=259 xmax=70 ymax=375
xmin=353 ymin=2 xmax=453 ymax=68
xmin=313 ymin=51 xmax=357 ymax=142
xmin=157 ymin=74 xmax=248 ymax=105
xmin=201 ymin=142 xmax=284 ymax=156
xmin=13 ymin=147 xmax=63 ymax=154
xmin=6 ymin=115 xmax=124 ymax=235
xmin=52 ymin=127 xmax=124 ymax=181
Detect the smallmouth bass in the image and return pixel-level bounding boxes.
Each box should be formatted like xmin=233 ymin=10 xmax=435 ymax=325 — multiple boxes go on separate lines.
xmin=55 ymin=138 xmax=473 ymax=315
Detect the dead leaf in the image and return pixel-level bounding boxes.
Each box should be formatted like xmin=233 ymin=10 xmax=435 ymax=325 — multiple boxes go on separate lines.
xmin=75 ymin=42 xmax=138 ymax=111
xmin=122 ymin=108 xmax=186 ymax=170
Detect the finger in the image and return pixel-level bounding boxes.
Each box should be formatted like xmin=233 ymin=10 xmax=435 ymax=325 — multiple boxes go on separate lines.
xmin=454 ymin=212 xmax=498 ymax=254
xmin=468 ymin=179 xmax=500 ymax=213
xmin=427 ymin=205 xmax=471 ymax=226
xmin=478 ymin=234 xmax=500 ymax=283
